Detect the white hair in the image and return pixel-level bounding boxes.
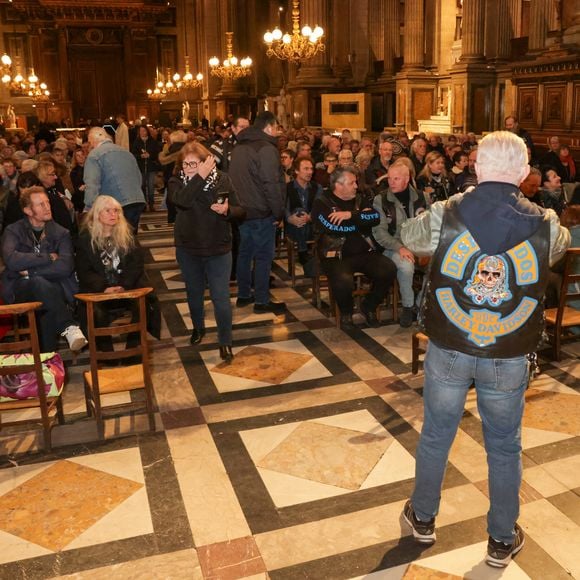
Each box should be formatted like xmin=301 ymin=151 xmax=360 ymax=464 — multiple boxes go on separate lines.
xmin=475 ymin=131 xmax=529 ymax=185
xmin=88 ymin=127 xmax=112 ymax=145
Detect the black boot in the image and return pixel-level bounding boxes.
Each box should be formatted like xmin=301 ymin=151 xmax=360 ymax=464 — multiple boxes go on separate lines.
xmin=219 ymin=345 xmax=234 ymax=363
xmin=190 ymin=328 xmax=206 ymax=345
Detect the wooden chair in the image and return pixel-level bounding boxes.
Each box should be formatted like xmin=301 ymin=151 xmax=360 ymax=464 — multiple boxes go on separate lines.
xmin=544 ymin=248 xmax=580 ymax=361
xmin=0 ymin=302 xmax=65 ymax=452
xmin=286 ymin=237 xmax=315 ymax=287
xmin=75 ymin=288 xmax=156 ymax=439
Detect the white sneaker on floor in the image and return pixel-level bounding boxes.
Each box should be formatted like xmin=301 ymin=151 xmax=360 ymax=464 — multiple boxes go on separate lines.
xmin=61 ymin=325 xmax=88 ymax=351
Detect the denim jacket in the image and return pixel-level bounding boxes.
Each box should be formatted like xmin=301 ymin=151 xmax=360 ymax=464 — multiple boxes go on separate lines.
xmin=83 ymin=140 xmax=145 ymax=209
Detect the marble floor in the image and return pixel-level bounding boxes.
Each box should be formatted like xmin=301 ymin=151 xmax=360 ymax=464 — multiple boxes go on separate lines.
xmin=1 ymin=209 xmax=579 ymax=580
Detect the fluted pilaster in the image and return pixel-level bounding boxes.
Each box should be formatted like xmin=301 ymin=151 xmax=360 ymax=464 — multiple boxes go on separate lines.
xmin=528 ymin=0 xmax=548 ymax=51
xmin=382 ymin=0 xmax=399 ymax=75
xmin=402 ymin=0 xmax=424 ymax=70
xmin=508 ymin=0 xmax=522 ymax=38
xmin=296 ymin=0 xmax=334 ymax=83
xmin=496 ymin=0 xmax=511 ymax=60
xmin=460 ymin=0 xmax=486 ymax=62
xmin=369 ymin=0 xmax=384 ymax=62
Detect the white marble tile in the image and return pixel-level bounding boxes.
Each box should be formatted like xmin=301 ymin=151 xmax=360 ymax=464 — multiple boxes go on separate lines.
xmin=539 ymin=454 xmax=580 ymax=490
xmin=523 ymin=465 xmax=569 ymax=497
xmin=176 ymin=301 xmax=275 ymax=330
xmin=521 ymin=425 xmax=573 ymax=449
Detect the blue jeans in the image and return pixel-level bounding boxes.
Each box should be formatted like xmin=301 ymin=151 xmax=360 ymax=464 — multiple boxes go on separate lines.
xmin=176 ymin=248 xmax=233 ymax=346
xmin=285 ymin=222 xmax=312 ymax=252
xmin=411 ymin=341 xmax=528 ymax=544
xmin=384 ymin=249 xmax=415 ymax=308
xmin=236 ymin=217 xmax=276 ymax=304
xmin=13 ymin=277 xmax=76 ymax=351
xmin=143 ymin=171 xmax=156 ymax=206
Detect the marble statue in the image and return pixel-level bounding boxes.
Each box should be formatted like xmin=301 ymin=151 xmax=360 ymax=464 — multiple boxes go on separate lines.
xmin=181 ymin=101 xmax=191 ymax=125
xmin=6 ymin=105 xmax=16 ymax=129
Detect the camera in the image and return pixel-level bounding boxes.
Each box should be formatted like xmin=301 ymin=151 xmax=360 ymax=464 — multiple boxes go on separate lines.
xmin=216 ymin=191 xmax=229 ymax=204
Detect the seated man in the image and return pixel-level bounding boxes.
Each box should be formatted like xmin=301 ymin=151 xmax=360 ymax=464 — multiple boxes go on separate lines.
xmin=285 ymin=156 xmax=321 ymax=265
xmin=373 ymin=162 xmax=427 ymax=327
xmin=1 ymin=186 xmax=87 ymax=352
xmin=312 ymin=166 xmax=397 ymax=329
xmin=540 ymin=166 xmax=567 ymax=217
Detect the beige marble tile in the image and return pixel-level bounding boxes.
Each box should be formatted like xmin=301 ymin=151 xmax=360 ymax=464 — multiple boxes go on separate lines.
xmin=176 ymin=301 xmax=276 ymax=331
xmin=539 ymin=454 xmax=580 ymax=490
xmin=201 ymin=339 xmax=332 ymax=392
xmin=0 ymin=459 xmax=143 ymax=551
xmin=152 ymin=358 xmax=199 ymax=412
xmin=523 ymin=465 xmax=569 ymax=497
xmin=150 ymin=247 xmax=176 ymax=261
xmin=202 ymin=381 xmax=376 ymax=424
xmin=521 ymin=425 xmax=573 ymax=450
xmin=255 ymin=484 xmax=488 ymax=570
xmin=53 ymin=548 xmax=203 ymax=579
xmin=528 ymin=373 xmax=578 ymax=395
xmin=380 ymin=389 xmax=425 ymax=432
xmin=363 ymin=325 xmax=417 ymax=364
xmin=523 ymin=388 xmax=580 ymax=436
xmin=519 ymin=499 xmax=580 ymax=579
xmin=0 ymin=529 xmax=52 ymax=565
xmin=257 ymin=421 xmax=391 ymax=490
xmin=197 ymin=536 xmax=267 ymax=579
xmin=448 ymin=429 xmax=488 ymax=482
xmin=313 ymin=327 xmax=394 ymax=380
xmin=165 ymin=425 xmax=250 ymax=546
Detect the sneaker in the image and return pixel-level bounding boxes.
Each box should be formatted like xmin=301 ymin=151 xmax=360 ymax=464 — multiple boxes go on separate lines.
xmin=253 ymin=300 xmax=286 ymax=314
xmin=402 ymin=500 xmax=436 ymax=544
xmin=400 ymin=307 xmax=414 ymax=328
xmin=486 ymin=523 xmax=525 ymax=568
xmin=236 ymin=296 xmax=255 ymax=307
xmin=61 ymin=325 xmax=88 ymax=352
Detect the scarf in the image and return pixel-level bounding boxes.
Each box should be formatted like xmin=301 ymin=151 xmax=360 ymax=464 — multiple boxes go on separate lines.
xmin=560 ymin=151 xmax=576 ymax=181
xmin=203 ymin=167 xmax=219 ymax=192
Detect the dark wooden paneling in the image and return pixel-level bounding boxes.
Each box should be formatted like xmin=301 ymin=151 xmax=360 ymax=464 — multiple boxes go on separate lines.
xmin=411 ymin=89 xmax=433 ymax=132
xmin=471 ymin=85 xmax=489 ymax=134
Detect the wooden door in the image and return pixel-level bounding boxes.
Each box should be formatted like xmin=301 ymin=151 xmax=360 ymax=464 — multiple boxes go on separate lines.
xmin=70 ymin=48 xmax=125 ymax=122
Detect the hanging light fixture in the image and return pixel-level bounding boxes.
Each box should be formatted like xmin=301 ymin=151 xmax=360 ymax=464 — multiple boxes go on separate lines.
xmin=172 ymin=57 xmax=203 ymax=89
xmin=263 ymin=0 xmax=324 ymax=63
xmin=208 ymin=32 xmax=252 ymax=80
xmin=147 ymin=69 xmax=180 ymax=100
xmin=28 ymin=82 xmax=50 ymax=102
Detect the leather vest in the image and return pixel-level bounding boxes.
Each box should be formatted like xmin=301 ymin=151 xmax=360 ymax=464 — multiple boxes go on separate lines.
xmin=422 ymin=201 xmax=550 ymax=358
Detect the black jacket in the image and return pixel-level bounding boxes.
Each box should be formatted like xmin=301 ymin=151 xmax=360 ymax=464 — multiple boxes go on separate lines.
xmin=171 ymin=170 xmax=245 ymax=256
xmin=228 ymin=126 xmax=286 ymax=221
xmin=131 ymin=136 xmax=161 ymax=173
xmin=75 ymin=230 xmax=147 ymax=293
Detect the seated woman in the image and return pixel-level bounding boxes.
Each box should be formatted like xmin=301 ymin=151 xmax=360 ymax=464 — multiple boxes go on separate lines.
xmin=168 ymin=142 xmax=245 ymax=362
xmin=75 ymin=195 xmax=156 ymax=353
xmin=416 ymin=151 xmax=451 ymax=204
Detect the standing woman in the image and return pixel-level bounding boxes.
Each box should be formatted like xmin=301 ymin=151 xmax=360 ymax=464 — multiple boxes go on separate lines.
xmin=169 ymin=142 xmax=245 ymax=362
xmin=70 ymin=147 xmax=86 ymax=214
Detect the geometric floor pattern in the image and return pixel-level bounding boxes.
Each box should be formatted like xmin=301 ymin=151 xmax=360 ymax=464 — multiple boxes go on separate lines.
xmin=1 ymin=208 xmax=579 ymax=579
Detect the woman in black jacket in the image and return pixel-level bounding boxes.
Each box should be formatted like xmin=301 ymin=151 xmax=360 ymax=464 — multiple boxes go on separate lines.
xmin=75 ymin=194 xmax=156 ymax=352
xmin=169 ymin=141 xmax=245 ymax=362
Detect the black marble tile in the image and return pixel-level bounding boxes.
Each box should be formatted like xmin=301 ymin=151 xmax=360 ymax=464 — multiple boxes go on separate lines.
xmin=524 ymin=436 xmax=580 ymax=465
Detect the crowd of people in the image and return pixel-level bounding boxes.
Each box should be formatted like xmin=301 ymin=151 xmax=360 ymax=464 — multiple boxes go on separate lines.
xmin=0 ymin=114 xmax=577 ymax=357
xmin=0 ymin=111 xmax=578 ymax=568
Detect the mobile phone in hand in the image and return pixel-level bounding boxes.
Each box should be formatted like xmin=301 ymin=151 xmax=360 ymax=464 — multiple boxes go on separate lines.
xmin=216 ymin=191 xmax=229 ymax=204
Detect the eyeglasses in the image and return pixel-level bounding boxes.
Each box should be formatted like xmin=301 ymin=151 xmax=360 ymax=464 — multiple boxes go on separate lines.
xmin=102 ymin=207 xmax=122 ymax=214
xmin=183 ymin=160 xmax=199 ymax=169
xmin=326 ymin=158 xmax=338 ymax=163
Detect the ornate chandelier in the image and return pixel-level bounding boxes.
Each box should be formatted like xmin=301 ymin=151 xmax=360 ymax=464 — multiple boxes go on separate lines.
xmin=209 ymin=32 xmax=252 ymax=81
xmin=172 ymin=57 xmax=203 ymax=89
xmin=147 ymin=69 xmax=180 ymax=100
xmin=263 ymin=0 xmax=324 ymax=63
xmin=28 ymin=82 xmax=50 ymax=102
xmin=1 ymin=62 xmax=50 ymax=97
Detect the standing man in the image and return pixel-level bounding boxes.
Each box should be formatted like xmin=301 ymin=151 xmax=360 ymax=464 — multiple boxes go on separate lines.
xmin=400 ymin=132 xmax=570 ymax=567
xmin=210 ymin=115 xmax=250 ymax=172
xmin=505 ymin=115 xmax=536 ymax=163
xmin=84 ymin=126 xmax=146 ymax=231
xmin=115 ymin=114 xmax=130 ymax=150
xmin=229 ymin=111 xmax=286 ymax=313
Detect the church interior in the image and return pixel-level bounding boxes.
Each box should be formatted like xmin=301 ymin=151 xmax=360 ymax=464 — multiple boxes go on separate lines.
xmin=0 ymin=1 xmax=579 ymax=579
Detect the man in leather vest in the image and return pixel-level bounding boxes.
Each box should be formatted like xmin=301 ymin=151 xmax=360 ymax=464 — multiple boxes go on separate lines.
xmin=311 ymin=166 xmax=396 ymax=329
xmin=399 ymin=131 xmax=570 ymax=567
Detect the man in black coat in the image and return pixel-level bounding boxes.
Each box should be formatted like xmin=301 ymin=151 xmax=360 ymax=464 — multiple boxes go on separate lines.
xmin=228 ymin=111 xmax=286 ymax=314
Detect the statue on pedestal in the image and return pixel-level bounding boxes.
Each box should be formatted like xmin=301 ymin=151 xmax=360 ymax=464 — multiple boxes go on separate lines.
xmin=275 ymin=88 xmax=288 ymax=130
xmin=6 ymin=105 xmax=16 ymax=128
xmin=181 ymin=101 xmax=191 ymax=126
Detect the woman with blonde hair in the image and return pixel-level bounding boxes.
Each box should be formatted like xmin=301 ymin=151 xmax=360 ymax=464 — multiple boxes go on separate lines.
xmin=416 ymin=151 xmax=451 ymax=204
xmin=75 ymin=195 xmax=157 ymax=351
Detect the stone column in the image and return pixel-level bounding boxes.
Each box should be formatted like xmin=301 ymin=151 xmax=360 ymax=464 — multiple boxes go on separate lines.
xmin=57 ymin=27 xmax=70 ymax=101
xmin=382 ymin=0 xmax=399 ymax=76
xmin=368 ymin=0 xmax=384 ymax=62
xmin=333 ymin=0 xmax=353 ymax=80
xmin=528 ymin=0 xmax=548 ymax=51
xmin=460 ymin=0 xmax=486 ymax=62
xmin=296 ymin=0 xmax=335 ymax=83
xmin=508 ymin=0 xmax=522 ymax=38
xmin=563 ymin=0 xmax=580 ymax=45
xmin=402 ymin=0 xmax=424 ymax=70
xmin=496 ymin=0 xmax=512 ymax=60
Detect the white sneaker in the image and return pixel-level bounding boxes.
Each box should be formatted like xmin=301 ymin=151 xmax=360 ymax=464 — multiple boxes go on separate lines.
xmin=61 ymin=325 xmax=88 ymax=351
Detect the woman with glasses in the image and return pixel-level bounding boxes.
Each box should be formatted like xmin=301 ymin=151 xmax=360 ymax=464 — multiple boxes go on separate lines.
xmin=168 ymin=142 xmax=245 ymax=363
xmin=75 ymin=195 xmax=157 ymax=353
